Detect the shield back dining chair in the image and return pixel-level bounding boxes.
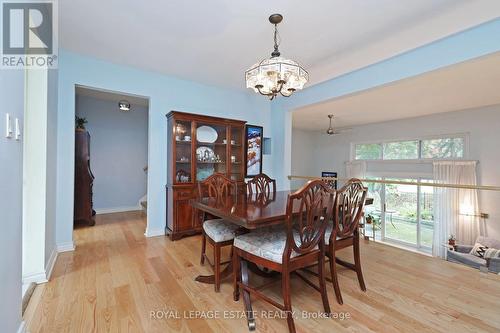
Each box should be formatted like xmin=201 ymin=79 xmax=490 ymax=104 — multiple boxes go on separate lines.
xmin=233 ymin=180 xmax=335 ymax=332
xmin=246 ymin=173 xmax=276 ymax=197
xmin=326 ymin=178 xmax=368 ymax=305
xmin=197 ymin=173 xmax=239 ymax=292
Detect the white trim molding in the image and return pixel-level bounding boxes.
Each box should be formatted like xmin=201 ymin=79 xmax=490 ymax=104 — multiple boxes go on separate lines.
xmin=22 ymin=271 xmax=48 ymax=285
xmin=45 ymin=248 xmax=58 ymax=281
xmin=144 ymin=227 xmax=165 ymax=238
xmin=95 ymin=205 xmax=142 ymax=215
xmin=17 ymin=321 xmax=26 ymax=333
xmin=22 ymin=247 xmax=59 ymax=285
xmin=57 ymin=241 xmax=75 ymax=252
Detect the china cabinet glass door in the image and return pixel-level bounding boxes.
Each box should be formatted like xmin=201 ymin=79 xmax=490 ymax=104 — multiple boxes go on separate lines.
xmin=229 ymin=126 xmax=244 ymax=181
xmin=174 ymin=120 xmax=192 ymax=183
xmin=195 ymin=122 xmax=227 ymax=181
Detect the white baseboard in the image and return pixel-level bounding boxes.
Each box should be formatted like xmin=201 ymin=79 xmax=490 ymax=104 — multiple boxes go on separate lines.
xmin=57 ymin=241 xmax=75 ymax=252
xmin=144 ymin=227 xmax=165 ymax=238
xmin=17 ymin=321 xmax=26 ymax=333
xmin=45 ymin=247 xmax=58 ymax=281
xmin=22 ymin=272 xmax=48 ymax=285
xmin=95 ymin=205 xmax=142 ymax=214
xmin=22 ymin=247 xmax=59 ymax=286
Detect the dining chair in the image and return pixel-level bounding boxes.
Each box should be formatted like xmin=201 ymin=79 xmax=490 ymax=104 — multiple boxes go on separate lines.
xmin=233 ymin=180 xmax=334 ymax=333
xmin=247 ymin=173 xmax=276 ymax=197
xmin=326 ymin=178 xmax=368 ymax=305
xmin=198 ymin=173 xmax=239 ymax=292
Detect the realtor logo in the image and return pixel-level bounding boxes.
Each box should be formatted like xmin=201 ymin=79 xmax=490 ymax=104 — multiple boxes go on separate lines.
xmin=1 ymin=0 xmax=58 ymax=68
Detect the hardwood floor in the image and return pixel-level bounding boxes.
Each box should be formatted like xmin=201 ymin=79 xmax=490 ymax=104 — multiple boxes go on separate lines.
xmin=24 ymin=211 xmax=500 ymax=333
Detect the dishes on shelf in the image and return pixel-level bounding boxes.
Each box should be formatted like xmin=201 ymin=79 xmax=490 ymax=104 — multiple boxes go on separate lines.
xmin=197 ymin=166 xmax=215 ymax=181
xmin=196 ymin=125 xmax=218 ymax=143
xmin=196 ymin=146 xmax=215 ymax=162
xmin=176 ymin=170 xmax=191 ymax=183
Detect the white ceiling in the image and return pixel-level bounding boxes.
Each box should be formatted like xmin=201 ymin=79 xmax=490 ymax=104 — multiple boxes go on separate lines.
xmin=292 ymin=52 xmax=500 ymax=131
xmin=75 ymin=85 xmax=149 ymax=107
xmin=60 ymin=0 xmax=500 ymax=90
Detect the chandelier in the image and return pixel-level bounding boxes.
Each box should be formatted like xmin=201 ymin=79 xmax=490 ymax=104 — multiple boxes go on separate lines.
xmin=245 ymin=14 xmax=308 ymax=100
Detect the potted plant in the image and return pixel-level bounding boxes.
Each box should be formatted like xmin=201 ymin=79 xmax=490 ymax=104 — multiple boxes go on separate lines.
xmin=448 ymin=235 xmax=456 ymax=247
xmin=75 ymin=116 xmax=87 ymax=131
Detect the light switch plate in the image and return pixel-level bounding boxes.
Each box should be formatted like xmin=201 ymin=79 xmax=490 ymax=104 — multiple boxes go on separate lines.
xmin=5 ymin=113 xmax=13 ymax=138
xmin=15 ymin=118 xmax=21 ymax=140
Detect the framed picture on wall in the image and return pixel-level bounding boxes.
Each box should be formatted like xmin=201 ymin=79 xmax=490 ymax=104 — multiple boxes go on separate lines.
xmin=321 ymin=171 xmax=338 ymax=189
xmin=245 ymin=125 xmax=263 ymax=178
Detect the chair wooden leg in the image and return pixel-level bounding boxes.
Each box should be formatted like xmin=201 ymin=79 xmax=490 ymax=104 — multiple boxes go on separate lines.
xmin=241 ymin=260 xmax=255 ymax=331
xmin=214 ymin=243 xmax=221 ymax=292
xmin=200 ymin=230 xmax=206 ymax=265
xmin=329 ymin=246 xmax=343 ymax=305
xmin=353 ymin=234 xmax=366 ymax=292
xmin=282 ymin=271 xmax=296 ymax=333
xmin=318 ymin=253 xmax=331 ymax=314
xmin=233 ymin=249 xmax=240 ymax=301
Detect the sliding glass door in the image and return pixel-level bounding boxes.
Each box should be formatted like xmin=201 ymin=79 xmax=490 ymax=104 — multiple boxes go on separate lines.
xmin=384 ymin=178 xmax=418 ymax=246
xmin=366 ymin=176 xmax=433 ymax=251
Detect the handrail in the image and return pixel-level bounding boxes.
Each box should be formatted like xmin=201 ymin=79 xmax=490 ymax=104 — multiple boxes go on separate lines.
xmin=287 ymin=175 xmax=500 ymax=192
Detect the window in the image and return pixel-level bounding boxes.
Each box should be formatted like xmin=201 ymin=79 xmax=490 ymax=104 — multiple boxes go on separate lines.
xmin=355 ymin=143 xmax=382 ymax=160
xmin=354 ymin=135 xmax=465 ymax=160
xmin=421 ymin=137 xmax=464 ymax=159
xmin=383 ymin=140 xmax=418 ymax=160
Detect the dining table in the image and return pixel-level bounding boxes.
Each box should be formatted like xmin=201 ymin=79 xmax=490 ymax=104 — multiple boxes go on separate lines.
xmin=190 ymin=190 xmax=374 ymax=284
xmin=190 ymin=190 xmax=373 ymax=330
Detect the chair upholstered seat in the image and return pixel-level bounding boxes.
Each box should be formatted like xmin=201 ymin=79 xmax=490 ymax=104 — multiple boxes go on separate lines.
xmin=203 ymin=219 xmax=240 ymax=242
xmin=234 ymin=225 xmax=306 ymax=263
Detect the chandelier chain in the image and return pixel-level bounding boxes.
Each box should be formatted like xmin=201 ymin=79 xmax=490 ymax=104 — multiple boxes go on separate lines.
xmin=272 ymin=24 xmax=281 ymax=57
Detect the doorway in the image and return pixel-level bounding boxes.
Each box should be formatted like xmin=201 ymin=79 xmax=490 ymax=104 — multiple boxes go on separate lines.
xmin=74 ymin=86 xmax=149 ymax=228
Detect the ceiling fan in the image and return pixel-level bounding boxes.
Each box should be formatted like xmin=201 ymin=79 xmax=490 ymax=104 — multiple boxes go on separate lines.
xmin=324 ymin=114 xmax=351 ymax=136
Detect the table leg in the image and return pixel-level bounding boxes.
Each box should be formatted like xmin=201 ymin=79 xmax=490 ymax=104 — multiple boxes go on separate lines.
xmin=247 ymin=262 xmax=279 ymax=278
xmin=195 ymin=262 xmax=233 ymax=284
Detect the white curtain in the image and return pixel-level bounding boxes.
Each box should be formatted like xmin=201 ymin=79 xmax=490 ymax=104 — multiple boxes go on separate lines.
xmin=432 ymin=161 xmax=481 ymax=258
xmin=345 ymin=161 xmax=366 ymax=179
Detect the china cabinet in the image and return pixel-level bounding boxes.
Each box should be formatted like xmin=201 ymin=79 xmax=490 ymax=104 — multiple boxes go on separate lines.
xmin=166 ymin=111 xmax=246 ymax=240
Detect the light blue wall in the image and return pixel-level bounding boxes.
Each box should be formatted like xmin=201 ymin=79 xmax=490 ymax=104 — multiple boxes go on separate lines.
xmin=45 ymin=69 xmax=58 ymax=266
xmin=76 ymin=95 xmax=148 ymax=210
xmin=0 ymin=70 xmax=24 ymax=333
xmin=270 ymin=18 xmax=500 ymax=189
xmin=56 ymin=50 xmax=272 ymax=245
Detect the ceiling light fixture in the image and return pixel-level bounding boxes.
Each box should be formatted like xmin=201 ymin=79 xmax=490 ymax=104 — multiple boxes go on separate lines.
xmin=118 ymin=100 xmax=131 ymax=112
xmin=245 ymin=14 xmax=308 ymax=100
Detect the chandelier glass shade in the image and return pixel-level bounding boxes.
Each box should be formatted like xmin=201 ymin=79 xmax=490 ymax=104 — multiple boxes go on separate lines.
xmin=245 ymin=14 xmax=308 ymax=100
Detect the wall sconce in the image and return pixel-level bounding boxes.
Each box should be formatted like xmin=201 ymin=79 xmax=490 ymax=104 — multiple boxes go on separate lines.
xmin=118 ymin=100 xmax=131 ymax=112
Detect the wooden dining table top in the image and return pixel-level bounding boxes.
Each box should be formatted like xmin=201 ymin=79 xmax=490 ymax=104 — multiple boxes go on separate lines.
xmin=191 ymin=190 xmax=291 ymax=229
xmin=190 ymin=190 xmax=373 ymax=230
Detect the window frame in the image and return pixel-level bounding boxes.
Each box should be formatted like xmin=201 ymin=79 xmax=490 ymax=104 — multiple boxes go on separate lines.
xmin=350 ymin=133 xmax=469 ymax=162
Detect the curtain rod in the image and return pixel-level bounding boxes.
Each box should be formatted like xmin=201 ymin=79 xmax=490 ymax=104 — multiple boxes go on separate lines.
xmin=287 ymin=175 xmax=500 ymax=192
